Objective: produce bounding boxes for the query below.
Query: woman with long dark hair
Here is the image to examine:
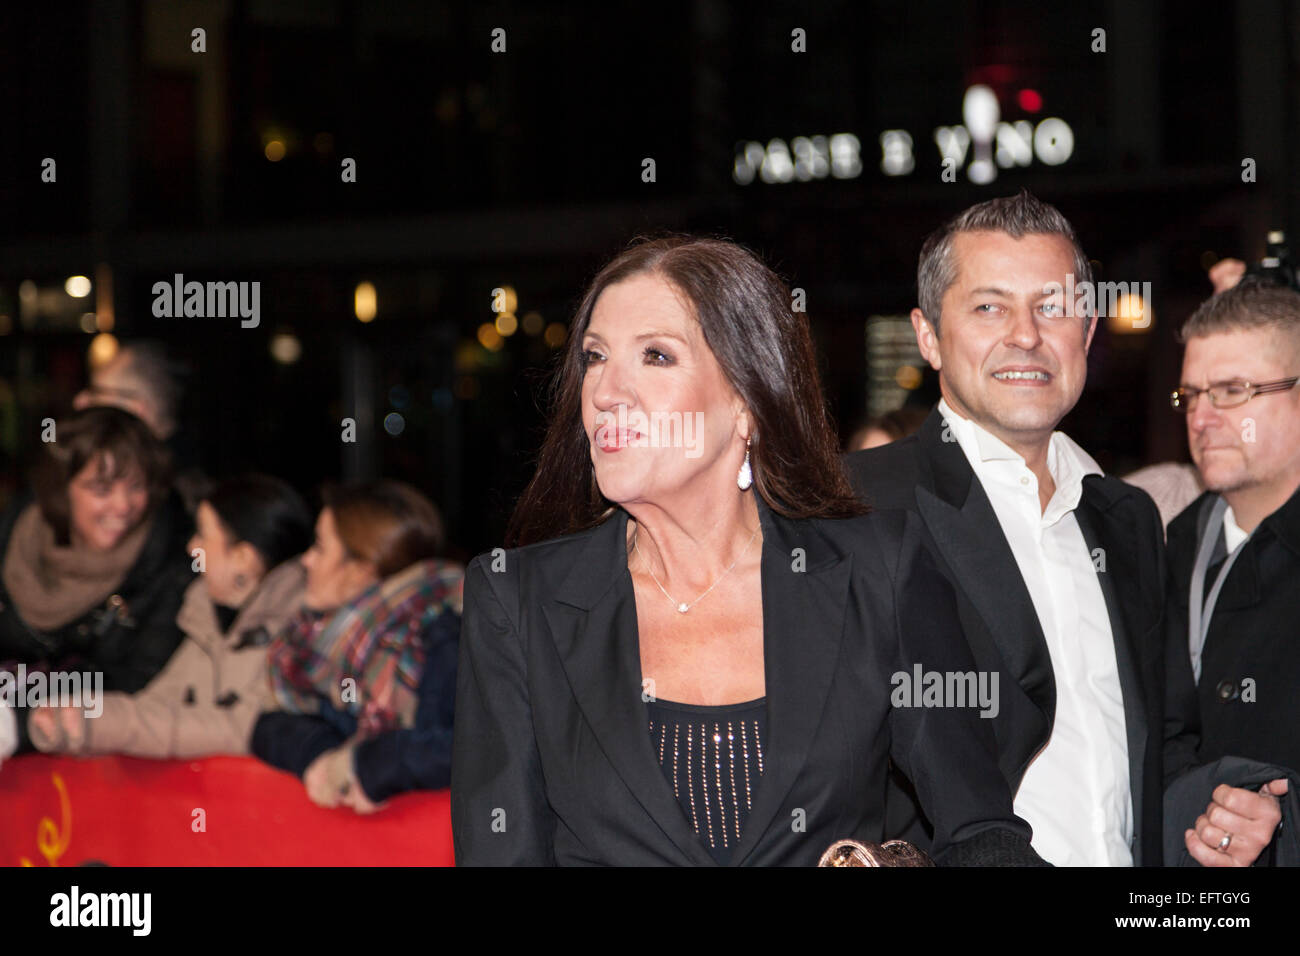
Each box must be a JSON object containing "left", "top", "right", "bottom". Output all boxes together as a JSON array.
[{"left": 452, "top": 236, "right": 1043, "bottom": 866}]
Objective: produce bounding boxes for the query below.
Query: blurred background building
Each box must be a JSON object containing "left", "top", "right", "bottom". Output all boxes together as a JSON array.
[{"left": 1, "top": 0, "right": 1296, "bottom": 555}]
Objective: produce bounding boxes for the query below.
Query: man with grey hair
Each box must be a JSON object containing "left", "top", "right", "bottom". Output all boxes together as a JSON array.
[
  {"left": 846, "top": 190, "right": 1259, "bottom": 866},
  {"left": 73, "top": 340, "right": 184, "bottom": 440},
  {"left": 72, "top": 340, "right": 210, "bottom": 513},
  {"left": 1164, "top": 277, "right": 1298, "bottom": 866}
]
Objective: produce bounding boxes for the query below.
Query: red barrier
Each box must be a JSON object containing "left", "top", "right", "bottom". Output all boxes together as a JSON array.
[{"left": 0, "top": 754, "right": 454, "bottom": 866}]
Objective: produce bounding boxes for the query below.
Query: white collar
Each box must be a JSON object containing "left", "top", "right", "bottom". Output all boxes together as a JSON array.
[
  {"left": 1222, "top": 504, "right": 1250, "bottom": 552},
  {"left": 937, "top": 398, "right": 1103, "bottom": 516}
]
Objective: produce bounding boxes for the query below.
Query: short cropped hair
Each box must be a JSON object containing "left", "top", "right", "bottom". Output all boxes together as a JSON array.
[
  {"left": 1178, "top": 276, "right": 1300, "bottom": 363},
  {"left": 121, "top": 341, "right": 187, "bottom": 437},
  {"left": 917, "top": 189, "right": 1094, "bottom": 335}
]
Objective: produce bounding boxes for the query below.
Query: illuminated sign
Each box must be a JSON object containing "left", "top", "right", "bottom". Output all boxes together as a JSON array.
[
  {"left": 734, "top": 85, "right": 1073, "bottom": 185},
  {"left": 732, "top": 134, "right": 862, "bottom": 185}
]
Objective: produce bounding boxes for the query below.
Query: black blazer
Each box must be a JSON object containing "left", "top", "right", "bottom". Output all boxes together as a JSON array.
[
  {"left": 845, "top": 408, "right": 1173, "bottom": 865},
  {"left": 451, "top": 494, "right": 1041, "bottom": 866},
  {"left": 1165, "top": 486, "right": 1300, "bottom": 776},
  {"left": 0, "top": 489, "right": 193, "bottom": 753}
]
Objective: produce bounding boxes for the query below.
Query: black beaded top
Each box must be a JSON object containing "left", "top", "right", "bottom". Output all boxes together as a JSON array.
[{"left": 646, "top": 696, "right": 768, "bottom": 865}]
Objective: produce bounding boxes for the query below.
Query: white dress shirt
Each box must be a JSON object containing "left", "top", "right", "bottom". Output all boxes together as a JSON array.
[
  {"left": 938, "top": 399, "right": 1133, "bottom": 866},
  {"left": 1223, "top": 504, "right": 1249, "bottom": 552}
]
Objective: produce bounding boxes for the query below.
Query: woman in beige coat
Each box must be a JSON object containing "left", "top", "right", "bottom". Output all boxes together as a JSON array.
[{"left": 29, "top": 474, "right": 312, "bottom": 758}]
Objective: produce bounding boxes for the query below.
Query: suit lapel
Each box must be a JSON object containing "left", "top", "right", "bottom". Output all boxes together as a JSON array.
[
  {"left": 1076, "top": 482, "right": 1150, "bottom": 862},
  {"left": 542, "top": 510, "right": 715, "bottom": 865},
  {"left": 730, "top": 501, "right": 851, "bottom": 865},
  {"left": 915, "top": 411, "right": 1056, "bottom": 726},
  {"left": 542, "top": 498, "right": 851, "bottom": 866},
  {"left": 1212, "top": 546, "right": 1262, "bottom": 612}
]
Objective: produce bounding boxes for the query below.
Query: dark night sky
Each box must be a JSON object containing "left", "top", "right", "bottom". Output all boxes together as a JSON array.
[{"left": 0, "top": 0, "right": 1287, "bottom": 554}]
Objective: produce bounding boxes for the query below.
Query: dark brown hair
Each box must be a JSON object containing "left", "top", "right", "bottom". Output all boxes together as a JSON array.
[
  {"left": 323, "top": 480, "right": 444, "bottom": 578},
  {"left": 507, "top": 235, "right": 867, "bottom": 547},
  {"left": 33, "top": 406, "right": 173, "bottom": 545},
  {"left": 849, "top": 406, "right": 930, "bottom": 450},
  {"left": 206, "top": 474, "right": 313, "bottom": 570}
]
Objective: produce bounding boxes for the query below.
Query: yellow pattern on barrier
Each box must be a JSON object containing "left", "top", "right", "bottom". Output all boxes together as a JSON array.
[{"left": 18, "top": 772, "right": 71, "bottom": 867}]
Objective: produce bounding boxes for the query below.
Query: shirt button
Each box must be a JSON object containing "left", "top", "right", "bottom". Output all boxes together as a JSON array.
[{"left": 1020, "top": 476, "right": 1030, "bottom": 485}]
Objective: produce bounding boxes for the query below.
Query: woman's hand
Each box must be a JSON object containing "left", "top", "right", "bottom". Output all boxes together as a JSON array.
[
  {"left": 59, "top": 706, "right": 87, "bottom": 751},
  {"left": 27, "top": 707, "right": 62, "bottom": 749},
  {"left": 28, "top": 706, "right": 64, "bottom": 751},
  {"left": 303, "top": 749, "right": 347, "bottom": 808},
  {"left": 304, "top": 742, "right": 387, "bottom": 814},
  {"left": 332, "top": 742, "right": 386, "bottom": 814},
  {"left": 340, "top": 769, "right": 384, "bottom": 815},
  {"left": 28, "top": 706, "right": 86, "bottom": 752},
  {"left": 304, "top": 742, "right": 387, "bottom": 813}
]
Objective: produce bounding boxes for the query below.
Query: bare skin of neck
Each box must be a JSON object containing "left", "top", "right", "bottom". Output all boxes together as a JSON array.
[
  {"left": 1222, "top": 473, "right": 1300, "bottom": 534},
  {"left": 625, "top": 488, "right": 761, "bottom": 591}
]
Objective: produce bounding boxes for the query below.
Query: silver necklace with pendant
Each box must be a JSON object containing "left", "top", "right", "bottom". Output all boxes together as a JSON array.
[{"left": 631, "top": 522, "right": 760, "bottom": 613}]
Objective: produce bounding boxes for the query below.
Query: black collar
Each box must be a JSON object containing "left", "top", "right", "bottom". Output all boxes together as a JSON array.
[
  {"left": 548, "top": 493, "right": 842, "bottom": 613},
  {"left": 541, "top": 492, "right": 851, "bottom": 866},
  {"left": 1260, "top": 481, "right": 1300, "bottom": 556},
  {"left": 917, "top": 404, "right": 1135, "bottom": 514}
]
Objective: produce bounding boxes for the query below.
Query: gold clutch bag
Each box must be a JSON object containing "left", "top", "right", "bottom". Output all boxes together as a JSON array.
[{"left": 817, "top": 839, "right": 934, "bottom": 867}]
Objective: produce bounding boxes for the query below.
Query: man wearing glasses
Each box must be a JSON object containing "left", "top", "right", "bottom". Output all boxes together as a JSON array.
[{"left": 1165, "top": 276, "right": 1299, "bottom": 865}]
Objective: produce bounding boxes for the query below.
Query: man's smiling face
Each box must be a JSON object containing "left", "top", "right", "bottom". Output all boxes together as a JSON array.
[{"left": 915, "top": 230, "right": 1094, "bottom": 448}]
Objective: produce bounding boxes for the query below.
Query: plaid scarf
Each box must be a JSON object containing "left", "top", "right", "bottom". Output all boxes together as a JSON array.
[{"left": 267, "top": 558, "right": 463, "bottom": 737}]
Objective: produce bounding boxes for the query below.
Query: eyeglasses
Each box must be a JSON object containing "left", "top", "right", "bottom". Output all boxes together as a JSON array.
[{"left": 1170, "top": 376, "right": 1299, "bottom": 411}]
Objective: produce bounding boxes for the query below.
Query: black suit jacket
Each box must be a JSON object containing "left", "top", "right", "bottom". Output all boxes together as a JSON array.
[
  {"left": 845, "top": 408, "right": 1172, "bottom": 865},
  {"left": 1165, "top": 486, "right": 1300, "bottom": 776},
  {"left": 451, "top": 494, "right": 1041, "bottom": 866}
]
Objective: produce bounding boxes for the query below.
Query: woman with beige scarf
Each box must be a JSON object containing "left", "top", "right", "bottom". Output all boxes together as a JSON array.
[
  {"left": 0, "top": 407, "right": 193, "bottom": 760},
  {"left": 27, "top": 474, "right": 312, "bottom": 759}
]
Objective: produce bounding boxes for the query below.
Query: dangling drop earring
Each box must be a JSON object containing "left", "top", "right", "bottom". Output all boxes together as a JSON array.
[{"left": 737, "top": 437, "right": 753, "bottom": 491}]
